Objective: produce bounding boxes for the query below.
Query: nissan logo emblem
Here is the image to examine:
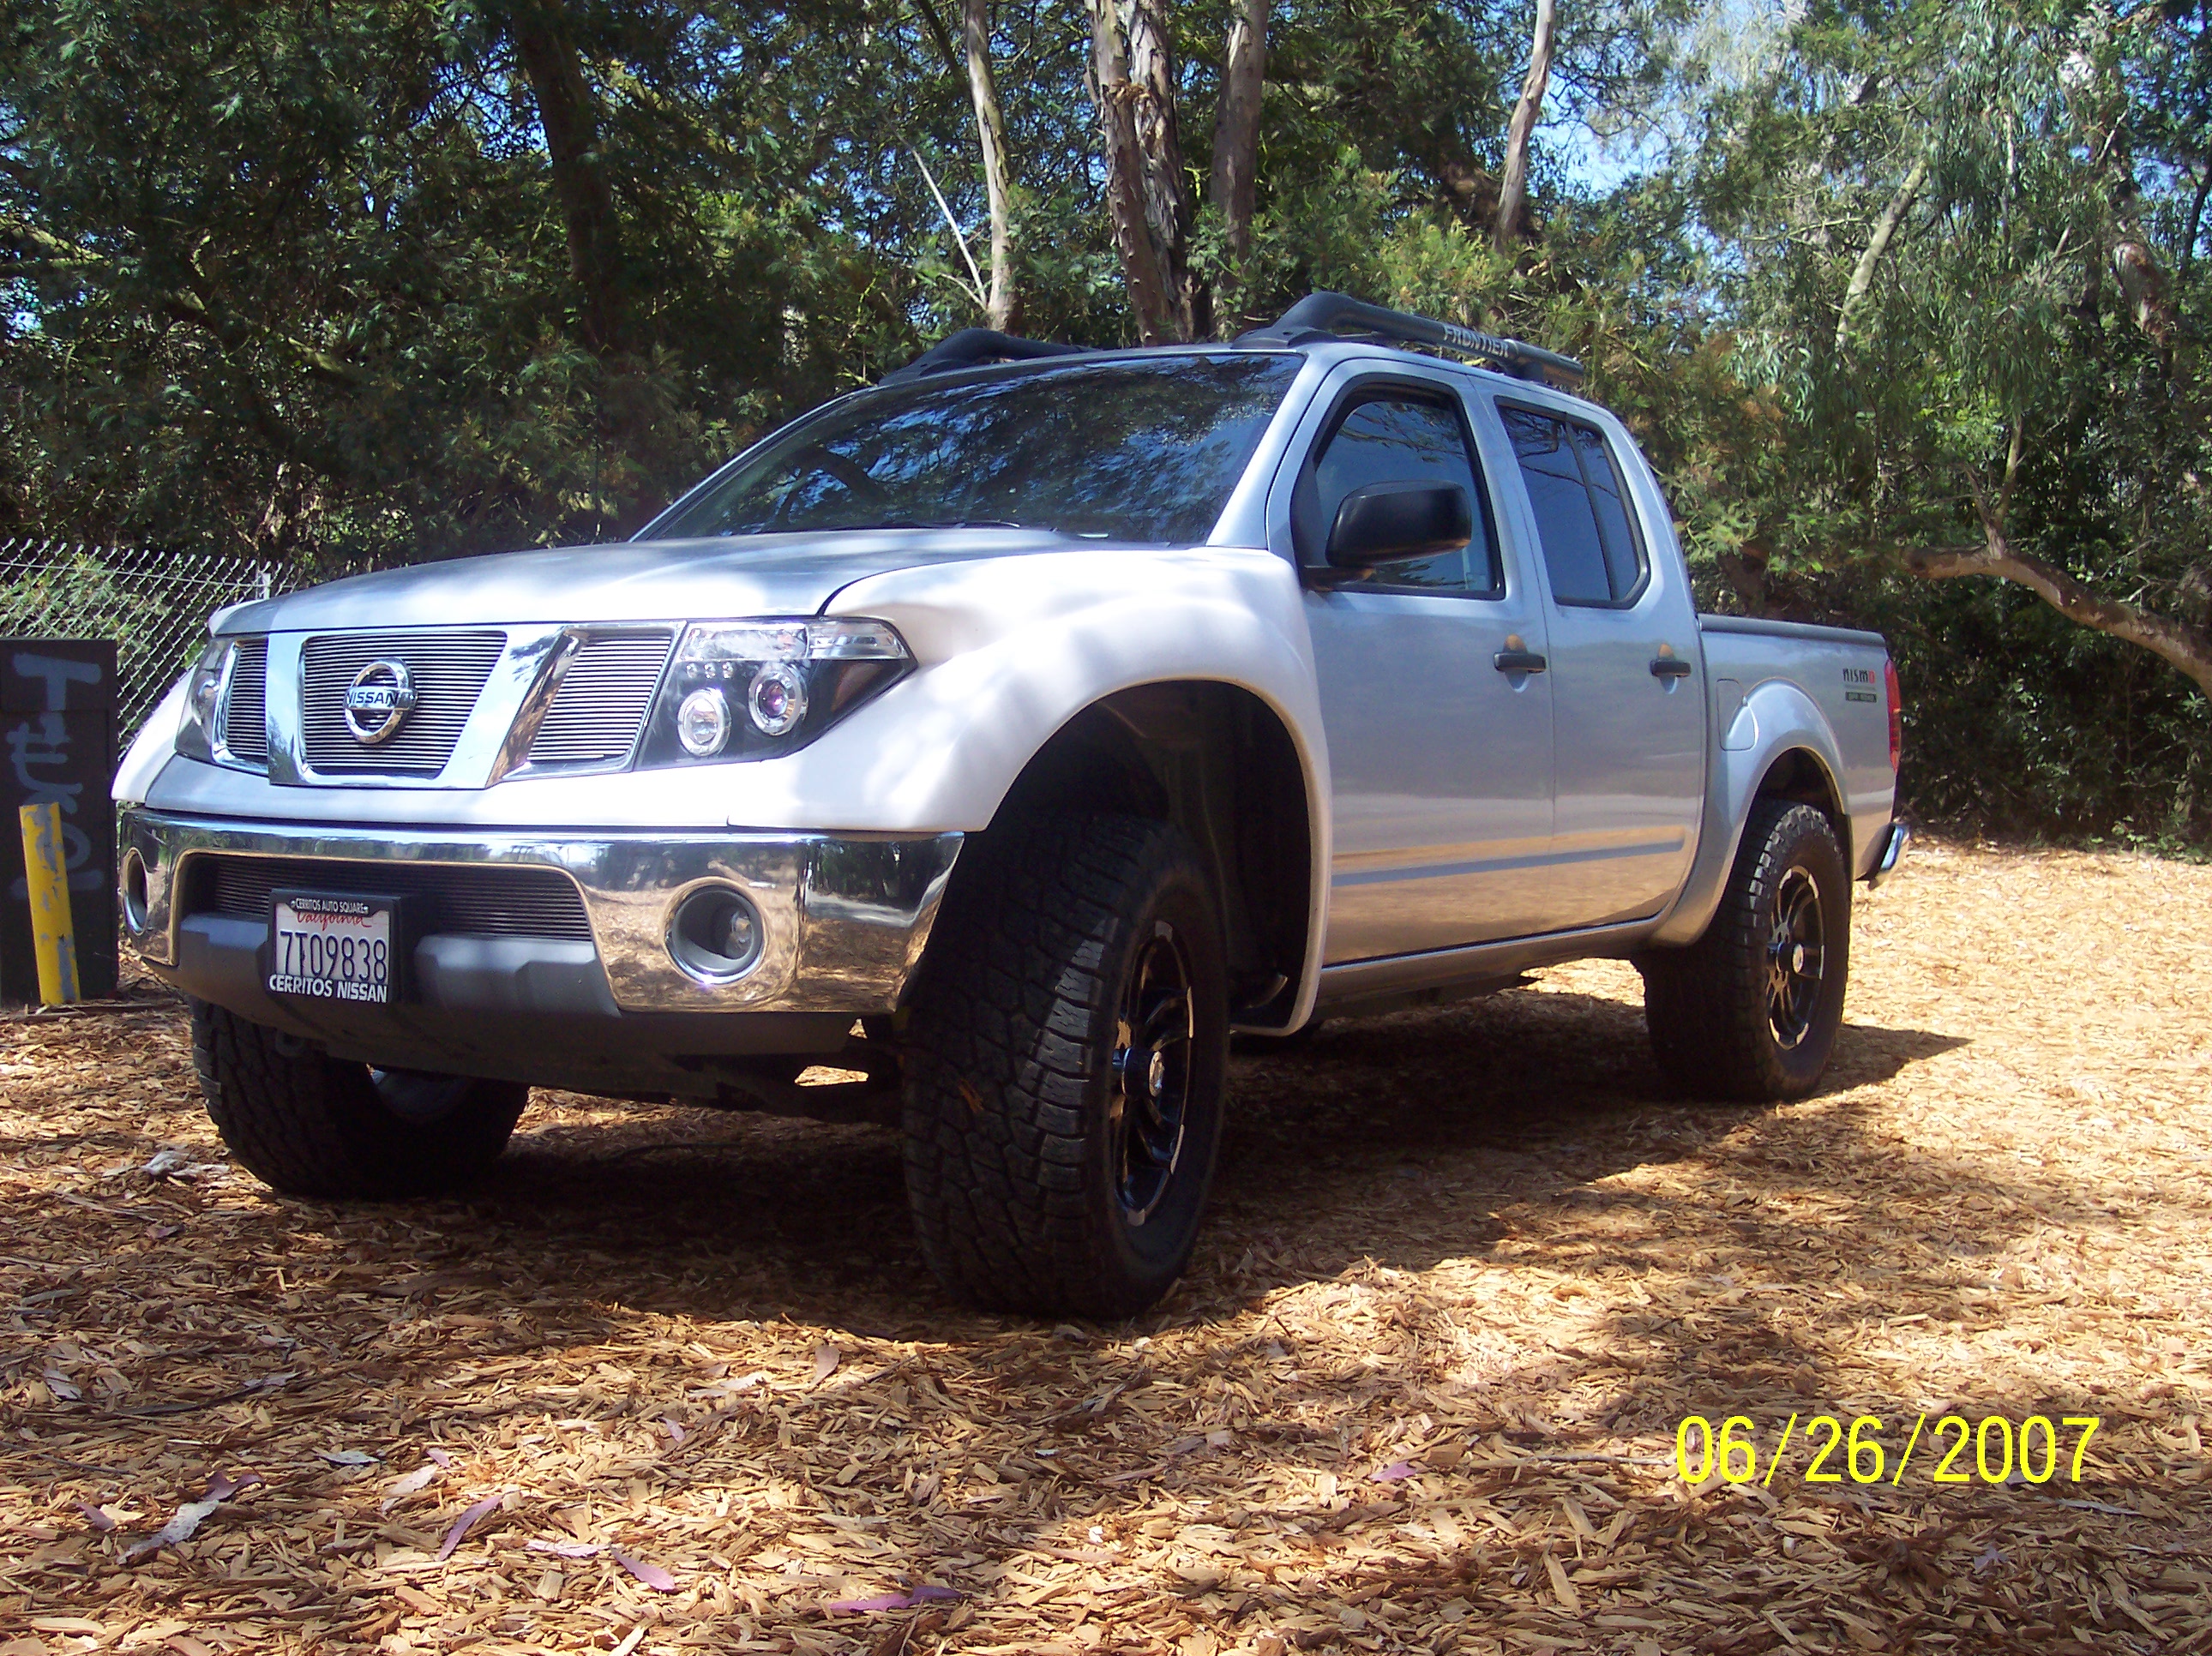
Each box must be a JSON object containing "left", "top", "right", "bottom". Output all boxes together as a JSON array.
[{"left": 344, "top": 659, "right": 417, "bottom": 745}]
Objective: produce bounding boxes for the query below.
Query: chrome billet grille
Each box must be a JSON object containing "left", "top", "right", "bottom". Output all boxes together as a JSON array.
[
  {"left": 219, "top": 638, "right": 268, "bottom": 766},
  {"left": 189, "top": 855, "right": 592, "bottom": 942},
  {"left": 526, "top": 631, "right": 672, "bottom": 766},
  {"left": 300, "top": 630, "right": 504, "bottom": 775}
]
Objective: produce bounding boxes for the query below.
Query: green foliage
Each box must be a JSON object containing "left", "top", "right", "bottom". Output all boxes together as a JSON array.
[{"left": 2, "top": 0, "right": 2208, "bottom": 843}]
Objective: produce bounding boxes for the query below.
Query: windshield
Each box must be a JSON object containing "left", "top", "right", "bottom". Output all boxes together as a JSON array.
[{"left": 651, "top": 352, "right": 1300, "bottom": 545}]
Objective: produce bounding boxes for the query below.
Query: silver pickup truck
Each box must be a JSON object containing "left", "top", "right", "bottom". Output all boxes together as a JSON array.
[{"left": 114, "top": 294, "right": 1905, "bottom": 1318}]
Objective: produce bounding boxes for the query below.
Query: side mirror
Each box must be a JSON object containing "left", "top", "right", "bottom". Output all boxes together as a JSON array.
[{"left": 1325, "top": 482, "right": 1473, "bottom": 568}]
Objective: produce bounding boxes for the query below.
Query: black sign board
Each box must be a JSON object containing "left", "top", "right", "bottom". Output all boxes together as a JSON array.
[{"left": 3, "top": 640, "right": 118, "bottom": 1003}]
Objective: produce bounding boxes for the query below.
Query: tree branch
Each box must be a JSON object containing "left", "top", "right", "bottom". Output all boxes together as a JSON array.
[
  {"left": 1904, "top": 494, "right": 2212, "bottom": 699},
  {"left": 1493, "top": 0, "right": 1555, "bottom": 254},
  {"left": 961, "top": 0, "right": 1016, "bottom": 329},
  {"left": 2183, "top": 159, "right": 2212, "bottom": 283},
  {"left": 1834, "top": 147, "right": 1931, "bottom": 353},
  {"left": 159, "top": 291, "right": 366, "bottom": 387},
  {"left": 0, "top": 212, "right": 97, "bottom": 268},
  {"left": 908, "top": 0, "right": 962, "bottom": 75}
]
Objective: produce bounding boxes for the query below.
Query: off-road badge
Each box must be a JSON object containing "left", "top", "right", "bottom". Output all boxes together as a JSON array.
[{"left": 344, "top": 658, "right": 417, "bottom": 744}]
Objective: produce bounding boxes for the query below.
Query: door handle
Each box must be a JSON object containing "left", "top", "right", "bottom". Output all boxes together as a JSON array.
[
  {"left": 1650, "top": 656, "right": 1693, "bottom": 679},
  {"left": 1494, "top": 649, "right": 1548, "bottom": 674}
]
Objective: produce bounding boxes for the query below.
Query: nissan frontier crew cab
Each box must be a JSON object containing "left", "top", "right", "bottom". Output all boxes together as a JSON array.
[{"left": 114, "top": 294, "right": 1908, "bottom": 1319}]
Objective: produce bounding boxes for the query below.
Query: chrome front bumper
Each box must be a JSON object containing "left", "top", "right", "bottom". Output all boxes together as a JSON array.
[{"left": 118, "top": 807, "right": 963, "bottom": 1017}]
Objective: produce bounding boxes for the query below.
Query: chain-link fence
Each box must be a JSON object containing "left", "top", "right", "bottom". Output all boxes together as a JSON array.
[{"left": 0, "top": 538, "right": 312, "bottom": 737}]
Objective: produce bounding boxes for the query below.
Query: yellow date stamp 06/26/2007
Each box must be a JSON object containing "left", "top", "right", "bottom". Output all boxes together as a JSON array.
[{"left": 1674, "top": 1413, "right": 2103, "bottom": 1488}]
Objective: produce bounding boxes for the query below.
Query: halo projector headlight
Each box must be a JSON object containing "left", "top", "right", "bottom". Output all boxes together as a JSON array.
[
  {"left": 747, "top": 663, "right": 808, "bottom": 736},
  {"left": 676, "top": 686, "right": 731, "bottom": 757},
  {"left": 641, "top": 617, "right": 911, "bottom": 765}
]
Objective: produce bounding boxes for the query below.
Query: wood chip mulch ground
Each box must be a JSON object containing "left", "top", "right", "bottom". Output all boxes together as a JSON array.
[{"left": 3, "top": 836, "right": 2207, "bottom": 1655}]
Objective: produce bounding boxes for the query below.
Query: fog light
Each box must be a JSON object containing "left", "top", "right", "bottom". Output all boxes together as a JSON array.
[
  {"left": 747, "top": 663, "right": 808, "bottom": 736},
  {"left": 121, "top": 849, "right": 150, "bottom": 933},
  {"left": 676, "top": 686, "right": 731, "bottom": 757},
  {"left": 668, "top": 886, "right": 766, "bottom": 983}
]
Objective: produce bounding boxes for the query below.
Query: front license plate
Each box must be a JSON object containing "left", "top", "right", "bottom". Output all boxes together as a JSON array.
[{"left": 267, "top": 891, "right": 399, "bottom": 1005}]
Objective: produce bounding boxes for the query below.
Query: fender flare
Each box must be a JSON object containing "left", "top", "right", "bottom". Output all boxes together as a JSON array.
[
  {"left": 812, "top": 548, "right": 1337, "bottom": 1027},
  {"left": 1648, "top": 678, "right": 1849, "bottom": 949}
]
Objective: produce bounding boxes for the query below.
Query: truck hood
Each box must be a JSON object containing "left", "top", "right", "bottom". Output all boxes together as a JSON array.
[{"left": 213, "top": 527, "right": 1088, "bottom": 634}]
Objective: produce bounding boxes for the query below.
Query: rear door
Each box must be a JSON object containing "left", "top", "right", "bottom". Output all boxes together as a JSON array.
[
  {"left": 1275, "top": 363, "right": 1557, "bottom": 962},
  {"left": 1488, "top": 398, "right": 1704, "bottom": 929}
]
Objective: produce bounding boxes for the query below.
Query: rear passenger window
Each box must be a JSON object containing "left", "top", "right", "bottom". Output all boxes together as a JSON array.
[
  {"left": 1294, "top": 391, "right": 1501, "bottom": 593},
  {"left": 1500, "top": 405, "right": 1647, "bottom": 605}
]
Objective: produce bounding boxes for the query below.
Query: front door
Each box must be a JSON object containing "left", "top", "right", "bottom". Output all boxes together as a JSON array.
[
  {"left": 1289, "top": 374, "right": 1558, "bottom": 963},
  {"left": 1491, "top": 399, "right": 1704, "bottom": 929}
]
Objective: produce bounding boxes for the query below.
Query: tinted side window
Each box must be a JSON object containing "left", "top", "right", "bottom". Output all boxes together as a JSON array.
[
  {"left": 1501, "top": 405, "right": 1647, "bottom": 605},
  {"left": 1295, "top": 393, "right": 1500, "bottom": 592}
]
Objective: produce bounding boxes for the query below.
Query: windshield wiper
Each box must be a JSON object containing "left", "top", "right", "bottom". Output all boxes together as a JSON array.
[{"left": 837, "top": 518, "right": 1040, "bottom": 532}]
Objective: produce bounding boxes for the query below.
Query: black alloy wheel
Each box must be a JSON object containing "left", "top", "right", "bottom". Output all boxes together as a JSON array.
[
  {"left": 1111, "top": 926, "right": 1195, "bottom": 1227},
  {"left": 1637, "top": 798, "right": 1852, "bottom": 1101},
  {"left": 1764, "top": 867, "right": 1826, "bottom": 1051}
]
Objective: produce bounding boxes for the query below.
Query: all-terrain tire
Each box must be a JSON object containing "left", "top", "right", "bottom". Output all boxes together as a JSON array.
[
  {"left": 190, "top": 1000, "right": 527, "bottom": 1198},
  {"left": 1638, "top": 799, "right": 1851, "bottom": 1102},
  {"left": 901, "top": 813, "right": 1229, "bottom": 1319}
]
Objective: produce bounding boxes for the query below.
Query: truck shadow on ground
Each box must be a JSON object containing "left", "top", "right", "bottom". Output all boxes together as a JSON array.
[{"left": 445, "top": 985, "right": 1970, "bottom": 1335}]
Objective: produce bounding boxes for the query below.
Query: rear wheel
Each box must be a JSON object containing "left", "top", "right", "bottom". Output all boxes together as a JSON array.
[
  {"left": 901, "top": 813, "right": 1229, "bottom": 1318},
  {"left": 190, "top": 1001, "right": 526, "bottom": 1197},
  {"left": 1638, "top": 799, "right": 1850, "bottom": 1101}
]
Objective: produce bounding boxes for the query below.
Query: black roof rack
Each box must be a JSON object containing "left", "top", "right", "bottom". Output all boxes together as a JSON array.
[
  {"left": 879, "top": 327, "right": 1091, "bottom": 385},
  {"left": 879, "top": 293, "right": 1584, "bottom": 392},
  {"left": 1234, "top": 291, "right": 1584, "bottom": 391}
]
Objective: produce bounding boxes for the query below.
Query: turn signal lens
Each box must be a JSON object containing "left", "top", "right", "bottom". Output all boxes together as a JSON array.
[{"left": 172, "top": 639, "right": 233, "bottom": 763}]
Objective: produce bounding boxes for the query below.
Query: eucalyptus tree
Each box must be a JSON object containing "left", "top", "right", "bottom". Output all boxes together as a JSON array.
[{"left": 1688, "top": 0, "right": 2212, "bottom": 699}]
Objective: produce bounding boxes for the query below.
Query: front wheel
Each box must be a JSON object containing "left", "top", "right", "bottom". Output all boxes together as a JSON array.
[
  {"left": 1638, "top": 799, "right": 1851, "bottom": 1101},
  {"left": 190, "top": 1001, "right": 527, "bottom": 1198},
  {"left": 901, "top": 813, "right": 1229, "bottom": 1318}
]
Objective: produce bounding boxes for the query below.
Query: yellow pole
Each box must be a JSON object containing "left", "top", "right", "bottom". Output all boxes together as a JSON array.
[{"left": 18, "top": 801, "right": 81, "bottom": 1005}]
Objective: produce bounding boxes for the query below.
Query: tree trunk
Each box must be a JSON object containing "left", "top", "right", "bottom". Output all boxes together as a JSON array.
[
  {"left": 1209, "top": 0, "right": 1266, "bottom": 267},
  {"left": 1088, "top": 0, "right": 1179, "bottom": 342},
  {"left": 1125, "top": 0, "right": 1197, "bottom": 338},
  {"left": 961, "top": 0, "right": 1016, "bottom": 329},
  {"left": 1492, "top": 0, "right": 1555, "bottom": 254},
  {"left": 505, "top": 5, "right": 624, "bottom": 356},
  {"left": 1833, "top": 149, "right": 1930, "bottom": 353}
]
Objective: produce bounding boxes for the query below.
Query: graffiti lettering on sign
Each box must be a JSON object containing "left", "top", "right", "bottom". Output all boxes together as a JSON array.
[{"left": 8, "top": 651, "right": 105, "bottom": 898}]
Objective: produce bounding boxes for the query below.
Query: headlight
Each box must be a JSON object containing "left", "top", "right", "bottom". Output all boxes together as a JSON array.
[
  {"left": 171, "top": 639, "right": 233, "bottom": 763},
  {"left": 640, "top": 618, "right": 911, "bottom": 765}
]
